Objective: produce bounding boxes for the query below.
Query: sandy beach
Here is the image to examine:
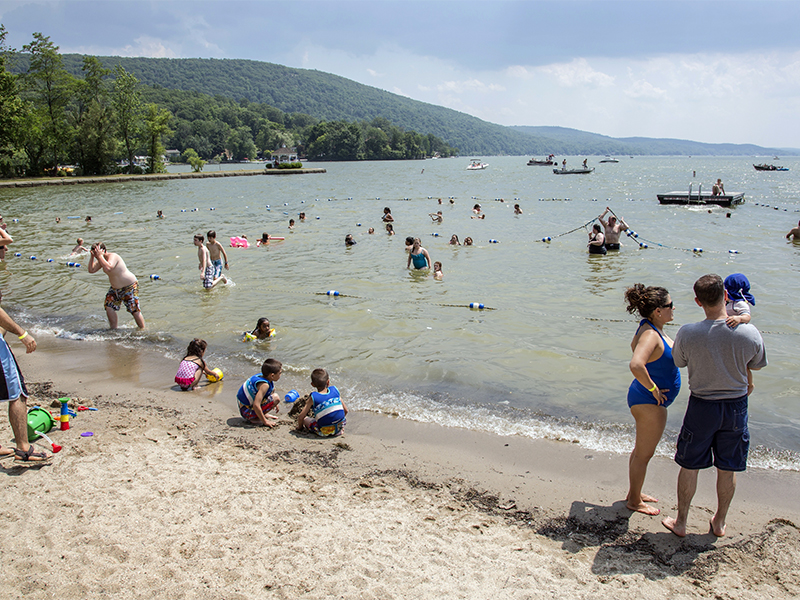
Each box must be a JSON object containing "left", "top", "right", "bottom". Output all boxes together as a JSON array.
[{"left": 1, "top": 335, "right": 798, "bottom": 599}]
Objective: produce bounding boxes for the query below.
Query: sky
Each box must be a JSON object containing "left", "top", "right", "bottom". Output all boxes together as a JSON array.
[{"left": 2, "top": 0, "right": 800, "bottom": 148}]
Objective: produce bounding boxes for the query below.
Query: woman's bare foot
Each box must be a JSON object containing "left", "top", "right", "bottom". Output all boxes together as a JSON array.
[
  {"left": 709, "top": 518, "right": 726, "bottom": 537},
  {"left": 662, "top": 516, "right": 686, "bottom": 537},
  {"left": 640, "top": 493, "right": 658, "bottom": 503}
]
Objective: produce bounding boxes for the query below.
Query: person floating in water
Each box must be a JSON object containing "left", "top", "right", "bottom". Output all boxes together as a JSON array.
[{"left": 786, "top": 220, "right": 800, "bottom": 241}]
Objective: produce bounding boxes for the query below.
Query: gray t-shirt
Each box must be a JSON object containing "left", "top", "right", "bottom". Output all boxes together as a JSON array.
[{"left": 673, "top": 319, "right": 767, "bottom": 400}]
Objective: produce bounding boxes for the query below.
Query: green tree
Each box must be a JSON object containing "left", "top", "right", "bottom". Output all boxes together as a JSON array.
[
  {"left": 73, "top": 56, "right": 115, "bottom": 175},
  {"left": 0, "top": 25, "right": 27, "bottom": 176},
  {"left": 142, "top": 103, "right": 172, "bottom": 173},
  {"left": 21, "top": 32, "right": 75, "bottom": 171},
  {"left": 113, "top": 65, "right": 142, "bottom": 174},
  {"left": 225, "top": 125, "right": 257, "bottom": 161},
  {"left": 181, "top": 147, "right": 206, "bottom": 172}
]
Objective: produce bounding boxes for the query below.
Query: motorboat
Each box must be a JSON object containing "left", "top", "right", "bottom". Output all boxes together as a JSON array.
[
  {"left": 754, "top": 163, "right": 789, "bottom": 171},
  {"left": 553, "top": 167, "right": 594, "bottom": 175},
  {"left": 657, "top": 183, "right": 744, "bottom": 207},
  {"left": 599, "top": 156, "right": 619, "bottom": 163},
  {"left": 527, "top": 154, "right": 555, "bottom": 166},
  {"left": 467, "top": 159, "right": 488, "bottom": 170}
]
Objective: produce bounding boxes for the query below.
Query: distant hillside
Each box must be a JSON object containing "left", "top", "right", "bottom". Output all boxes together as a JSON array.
[
  {"left": 11, "top": 53, "right": 794, "bottom": 156},
  {"left": 50, "top": 55, "right": 559, "bottom": 156},
  {"left": 510, "top": 126, "right": 797, "bottom": 157}
]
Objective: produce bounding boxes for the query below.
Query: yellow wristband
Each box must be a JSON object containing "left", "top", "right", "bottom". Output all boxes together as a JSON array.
[
  {"left": 648, "top": 383, "right": 657, "bottom": 392},
  {"left": 18, "top": 331, "right": 28, "bottom": 341}
]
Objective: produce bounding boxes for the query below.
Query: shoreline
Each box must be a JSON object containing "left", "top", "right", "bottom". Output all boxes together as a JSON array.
[
  {"left": 0, "top": 167, "right": 327, "bottom": 188},
  {"left": 1, "top": 334, "right": 798, "bottom": 598}
]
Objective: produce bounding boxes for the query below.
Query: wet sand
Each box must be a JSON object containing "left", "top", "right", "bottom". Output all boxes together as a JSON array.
[{"left": 1, "top": 335, "right": 798, "bottom": 599}]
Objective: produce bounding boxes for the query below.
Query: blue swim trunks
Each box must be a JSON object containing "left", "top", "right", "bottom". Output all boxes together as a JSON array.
[
  {"left": 212, "top": 259, "right": 223, "bottom": 279},
  {"left": 675, "top": 394, "right": 749, "bottom": 472}
]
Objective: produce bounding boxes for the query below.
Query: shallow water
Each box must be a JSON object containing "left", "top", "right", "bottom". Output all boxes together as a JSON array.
[{"left": 2, "top": 156, "right": 799, "bottom": 469}]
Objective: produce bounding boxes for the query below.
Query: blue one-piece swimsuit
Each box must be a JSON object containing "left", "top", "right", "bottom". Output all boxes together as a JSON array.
[
  {"left": 410, "top": 252, "right": 428, "bottom": 269},
  {"left": 627, "top": 319, "right": 681, "bottom": 408}
]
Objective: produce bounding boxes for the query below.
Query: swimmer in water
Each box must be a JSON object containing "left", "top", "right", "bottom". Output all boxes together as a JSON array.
[
  {"left": 464, "top": 237, "right": 473, "bottom": 246},
  {"left": 429, "top": 211, "right": 443, "bottom": 223},
  {"left": 70, "top": 238, "right": 89, "bottom": 255},
  {"left": 433, "top": 261, "right": 443, "bottom": 280},
  {"left": 244, "top": 317, "right": 274, "bottom": 341},
  {"left": 514, "top": 204, "right": 522, "bottom": 215},
  {"left": 449, "top": 234, "right": 460, "bottom": 245}
]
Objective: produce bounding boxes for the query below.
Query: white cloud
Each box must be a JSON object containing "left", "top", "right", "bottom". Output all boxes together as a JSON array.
[
  {"left": 115, "top": 36, "right": 178, "bottom": 59},
  {"left": 436, "top": 79, "right": 506, "bottom": 94},
  {"left": 625, "top": 80, "right": 666, "bottom": 100},
  {"left": 539, "top": 58, "right": 615, "bottom": 88}
]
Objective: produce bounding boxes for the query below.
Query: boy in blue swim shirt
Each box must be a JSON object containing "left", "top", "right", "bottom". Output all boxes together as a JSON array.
[
  {"left": 237, "top": 358, "right": 282, "bottom": 427},
  {"left": 296, "top": 368, "right": 348, "bottom": 437}
]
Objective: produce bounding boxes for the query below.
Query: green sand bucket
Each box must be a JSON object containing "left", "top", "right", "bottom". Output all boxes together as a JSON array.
[{"left": 26, "top": 407, "right": 55, "bottom": 441}]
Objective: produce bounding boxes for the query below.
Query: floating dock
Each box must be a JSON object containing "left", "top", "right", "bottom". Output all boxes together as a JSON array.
[{"left": 657, "top": 191, "right": 745, "bottom": 207}]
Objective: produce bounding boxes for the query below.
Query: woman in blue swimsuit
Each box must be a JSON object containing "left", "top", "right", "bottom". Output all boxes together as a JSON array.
[
  {"left": 623, "top": 283, "right": 680, "bottom": 516},
  {"left": 406, "top": 238, "right": 431, "bottom": 270}
]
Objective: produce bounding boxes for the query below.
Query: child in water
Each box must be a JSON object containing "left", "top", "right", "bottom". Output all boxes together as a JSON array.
[
  {"left": 296, "top": 368, "right": 348, "bottom": 437},
  {"left": 243, "top": 317, "right": 275, "bottom": 341},
  {"left": 433, "top": 261, "right": 443, "bottom": 280},
  {"left": 70, "top": 238, "right": 89, "bottom": 255},
  {"left": 237, "top": 358, "right": 282, "bottom": 427},
  {"left": 174, "top": 339, "right": 218, "bottom": 391},
  {"left": 724, "top": 273, "right": 754, "bottom": 327},
  {"left": 257, "top": 233, "right": 271, "bottom": 247}
]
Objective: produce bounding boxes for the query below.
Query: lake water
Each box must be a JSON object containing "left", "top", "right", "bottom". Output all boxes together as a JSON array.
[{"left": 2, "top": 156, "right": 799, "bottom": 470}]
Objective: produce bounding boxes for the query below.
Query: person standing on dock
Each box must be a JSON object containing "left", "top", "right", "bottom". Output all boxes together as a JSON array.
[
  {"left": 598, "top": 207, "right": 629, "bottom": 251},
  {"left": 88, "top": 243, "right": 145, "bottom": 329},
  {"left": 662, "top": 274, "right": 766, "bottom": 538}
]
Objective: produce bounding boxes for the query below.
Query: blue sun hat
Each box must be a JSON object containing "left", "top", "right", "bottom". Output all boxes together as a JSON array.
[{"left": 724, "top": 273, "right": 755, "bottom": 306}]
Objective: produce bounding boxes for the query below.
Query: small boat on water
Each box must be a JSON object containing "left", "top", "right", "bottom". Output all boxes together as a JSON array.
[
  {"left": 527, "top": 154, "right": 555, "bottom": 166},
  {"left": 657, "top": 183, "right": 745, "bottom": 207},
  {"left": 599, "top": 156, "right": 619, "bottom": 163},
  {"left": 467, "top": 159, "right": 488, "bottom": 170},
  {"left": 553, "top": 167, "right": 594, "bottom": 175},
  {"left": 754, "top": 163, "right": 789, "bottom": 171}
]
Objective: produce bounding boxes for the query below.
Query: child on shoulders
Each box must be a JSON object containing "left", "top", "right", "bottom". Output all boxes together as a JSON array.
[
  {"left": 724, "top": 273, "right": 754, "bottom": 327},
  {"left": 296, "top": 368, "right": 348, "bottom": 437},
  {"left": 237, "top": 358, "right": 282, "bottom": 427},
  {"left": 175, "top": 339, "right": 217, "bottom": 390}
]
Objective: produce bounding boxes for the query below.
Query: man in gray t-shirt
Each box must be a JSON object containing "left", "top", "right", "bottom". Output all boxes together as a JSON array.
[{"left": 662, "top": 274, "right": 766, "bottom": 538}]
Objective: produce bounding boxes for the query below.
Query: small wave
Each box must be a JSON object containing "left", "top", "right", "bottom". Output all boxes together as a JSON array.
[{"left": 349, "top": 386, "right": 800, "bottom": 472}]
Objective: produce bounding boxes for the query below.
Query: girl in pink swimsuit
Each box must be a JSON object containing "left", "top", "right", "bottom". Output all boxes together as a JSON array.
[{"left": 174, "top": 339, "right": 215, "bottom": 390}]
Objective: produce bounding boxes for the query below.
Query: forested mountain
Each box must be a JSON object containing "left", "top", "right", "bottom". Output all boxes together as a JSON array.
[
  {"left": 510, "top": 126, "right": 795, "bottom": 157},
  {"left": 49, "top": 55, "right": 561, "bottom": 156},
  {"left": 8, "top": 49, "right": 794, "bottom": 158}
]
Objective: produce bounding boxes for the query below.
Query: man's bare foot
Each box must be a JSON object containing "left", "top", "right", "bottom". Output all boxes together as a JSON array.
[
  {"left": 627, "top": 501, "right": 660, "bottom": 516},
  {"left": 709, "top": 518, "right": 726, "bottom": 537},
  {"left": 662, "top": 516, "right": 686, "bottom": 537}
]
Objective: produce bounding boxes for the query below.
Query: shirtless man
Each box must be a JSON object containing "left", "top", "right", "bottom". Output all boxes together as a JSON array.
[
  {"left": 88, "top": 243, "right": 145, "bottom": 329},
  {"left": 786, "top": 220, "right": 800, "bottom": 241},
  {"left": 206, "top": 230, "right": 229, "bottom": 279},
  {"left": 598, "top": 207, "right": 629, "bottom": 251},
  {"left": 0, "top": 221, "right": 12, "bottom": 260},
  {"left": 428, "top": 211, "right": 443, "bottom": 223},
  {"left": 195, "top": 234, "right": 226, "bottom": 289}
]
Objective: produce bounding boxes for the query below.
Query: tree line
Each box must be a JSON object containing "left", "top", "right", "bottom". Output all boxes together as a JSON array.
[{"left": 0, "top": 28, "right": 457, "bottom": 178}]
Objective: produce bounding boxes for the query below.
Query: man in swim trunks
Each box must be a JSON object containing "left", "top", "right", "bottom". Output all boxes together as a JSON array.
[
  {"left": 662, "top": 274, "right": 766, "bottom": 538},
  {"left": 87, "top": 242, "right": 145, "bottom": 329},
  {"left": 206, "top": 230, "right": 229, "bottom": 279},
  {"left": 598, "top": 207, "right": 629, "bottom": 251}
]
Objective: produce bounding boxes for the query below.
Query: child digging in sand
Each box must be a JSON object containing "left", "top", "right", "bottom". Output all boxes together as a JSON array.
[
  {"left": 296, "top": 368, "right": 348, "bottom": 437},
  {"left": 237, "top": 358, "right": 282, "bottom": 427},
  {"left": 174, "top": 339, "right": 218, "bottom": 390}
]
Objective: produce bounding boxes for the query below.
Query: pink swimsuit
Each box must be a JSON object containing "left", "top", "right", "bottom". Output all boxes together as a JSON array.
[{"left": 175, "top": 359, "right": 201, "bottom": 390}]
